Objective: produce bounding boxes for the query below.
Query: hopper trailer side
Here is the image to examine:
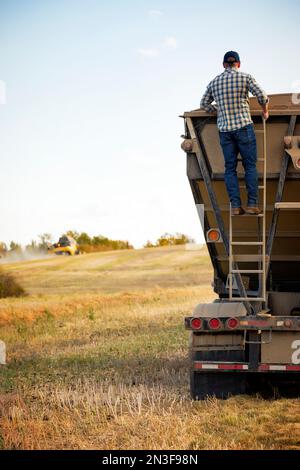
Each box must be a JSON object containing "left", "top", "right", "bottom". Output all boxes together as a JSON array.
[{"left": 182, "top": 93, "right": 300, "bottom": 399}]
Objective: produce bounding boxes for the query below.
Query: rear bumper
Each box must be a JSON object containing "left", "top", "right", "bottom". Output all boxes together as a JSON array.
[{"left": 194, "top": 361, "right": 300, "bottom": 372}]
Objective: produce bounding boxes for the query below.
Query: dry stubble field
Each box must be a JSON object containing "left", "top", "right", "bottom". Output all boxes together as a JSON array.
[{"left": 0, "top": 245, "right": 299, "bottom": 450}]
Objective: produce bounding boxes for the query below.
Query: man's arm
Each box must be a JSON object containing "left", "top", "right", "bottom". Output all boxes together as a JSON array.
[
  {"left": 248, "top": 75, "right": 269, "bottom": 119},
  {"left": 200, "top": 83, "right": 217, "bottom": 113},
  {"left": 261, "top": 102, "right": 269, "bottom": 120}
]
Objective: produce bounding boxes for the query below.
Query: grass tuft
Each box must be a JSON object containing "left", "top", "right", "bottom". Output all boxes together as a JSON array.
[{"left": 0, "top": 271, "right": 26, "bottom": 298}]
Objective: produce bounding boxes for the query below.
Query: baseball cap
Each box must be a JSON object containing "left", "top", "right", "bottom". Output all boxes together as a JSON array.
[{"left": 223, "top": 51, "right": 240, "bottom": 63}]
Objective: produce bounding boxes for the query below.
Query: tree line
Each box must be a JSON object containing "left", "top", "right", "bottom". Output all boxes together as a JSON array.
[
  {"left": 0, "top": 231, "right": 195, "bottom": 256},
  {"left": 144, "top": 233, "right": 195, "bottom": 248},
  {"left": 65, "top": 231, "right": 133, "bottom": 253},
  {"left": 0, "top": 232, "right": 133, "bottom": 255}
]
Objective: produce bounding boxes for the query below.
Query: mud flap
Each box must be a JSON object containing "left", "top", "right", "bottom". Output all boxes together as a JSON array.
[{"left": 191, "top": 370, "right": 246, "bottom": 400}]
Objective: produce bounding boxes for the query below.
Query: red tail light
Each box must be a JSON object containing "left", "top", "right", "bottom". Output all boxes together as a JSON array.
[
  {"left": 208, "top": 318, "right": 221, "bottom": 330},
  {"left": 207, "top": 229, "right": 221, "bottom": 243},
  {"left": 191, "top": 318, "right": 202, "bottom": 330},
  {"left": 226, "top": 317, "right": 239, "bottom": 329}
]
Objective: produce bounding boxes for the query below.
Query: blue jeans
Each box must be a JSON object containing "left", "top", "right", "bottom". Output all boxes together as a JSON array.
[{"left": 219, "top": 123, "right": 258, "bottom": 208}]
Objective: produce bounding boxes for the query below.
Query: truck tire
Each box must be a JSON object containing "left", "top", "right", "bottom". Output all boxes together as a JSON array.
[{"left": 190, "top": 370, "right": 246, "bottom": 400}]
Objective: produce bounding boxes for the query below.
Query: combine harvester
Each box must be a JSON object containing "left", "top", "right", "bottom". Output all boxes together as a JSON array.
[
  {"left": 181, "top": 94, "right": 300, "bottom": 398},
  {"left": 48, "top": 235, "right": 80, "bottom": 256}
]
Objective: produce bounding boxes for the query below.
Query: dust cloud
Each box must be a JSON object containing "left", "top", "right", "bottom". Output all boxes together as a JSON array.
[{"left": 0, "top": 249, "right": 54, "bottom": 265}]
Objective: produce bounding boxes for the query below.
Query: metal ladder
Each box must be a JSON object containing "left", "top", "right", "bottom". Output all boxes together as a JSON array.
[{"left": 229, "top": 118, "right": 267, "bottom": 302}]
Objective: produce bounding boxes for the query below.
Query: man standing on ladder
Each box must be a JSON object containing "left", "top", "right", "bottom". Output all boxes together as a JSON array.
[{"left": 200, "top": 51, "right": 269, "bottom": 215}]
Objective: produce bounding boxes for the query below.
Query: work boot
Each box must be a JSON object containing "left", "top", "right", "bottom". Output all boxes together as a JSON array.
[
  {"left": 245, "top": 206, "right": 262, "bottom": 215},
  {"left": 232, "top": 207, "right": 245, "bottom": 216}
]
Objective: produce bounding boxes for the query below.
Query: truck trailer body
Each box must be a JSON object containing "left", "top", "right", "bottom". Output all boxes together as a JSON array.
[{"left": 182, "top": 93, "right": 300, "bottom": 398}]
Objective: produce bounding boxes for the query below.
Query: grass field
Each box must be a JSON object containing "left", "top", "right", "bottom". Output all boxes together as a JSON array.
[{"left": 0, "top": 245, "right": 299, "bottom": 450}]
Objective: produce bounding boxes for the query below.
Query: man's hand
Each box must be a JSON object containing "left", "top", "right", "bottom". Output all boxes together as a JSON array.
[
  {"left": 262, "top": 110, "right": 269, "bottom": 120},
  {"left": 261, "top": 102, "right": 269, "bottom": 120}
]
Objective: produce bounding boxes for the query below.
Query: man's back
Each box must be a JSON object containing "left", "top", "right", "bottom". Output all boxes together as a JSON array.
[{"left": 201, "top": 68, "right": 268, "bottom": 132}]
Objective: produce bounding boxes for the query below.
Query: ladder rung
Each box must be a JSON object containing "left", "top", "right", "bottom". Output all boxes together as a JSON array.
[
  {"left": 237, "top": 158, "right": 264, "bottom": 162},
  {"left": 232, "top": 255, "right": 268, "bottom": 262},
  {"left": 231, "top": 269, "right": 264, "bottom": 273},
  {"left": 232, "top": 213, "right": 264, "bottom": 217},
  {"left": 229, "top": 297, "right": 266, "bottom": 301},
  {"left": 240, "top": 185, "right": 264, "bottom": 189},
  {"left": 231, "top": 242, "right": 263, "bottom": 246}
]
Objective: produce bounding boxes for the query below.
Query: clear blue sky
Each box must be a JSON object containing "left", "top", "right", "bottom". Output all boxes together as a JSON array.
[{"left": 1, "top": 0, "right": 300, "bottom": 247}]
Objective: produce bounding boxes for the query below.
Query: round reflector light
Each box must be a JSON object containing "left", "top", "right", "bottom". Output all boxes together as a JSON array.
[
  {"left": 209, "top": 318, "right": 221, "bottom": 330},
  {"left": 207, "top": 229, "right": 220, "bottom": 242},
  {"left": 191, "top": 318, "right": 202, "bottom": 330},
  {"left": 227, "top": 317, "right": 239, "bottom": 329}
]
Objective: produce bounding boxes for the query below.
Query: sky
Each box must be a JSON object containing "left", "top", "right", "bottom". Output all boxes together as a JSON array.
[{"left": 1, "top": 0, "right": 300, "bottom": 248}]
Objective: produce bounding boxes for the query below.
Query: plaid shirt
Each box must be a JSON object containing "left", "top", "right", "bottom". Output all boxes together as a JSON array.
[{"left": 200, "top": 68, "right": 269, "bottom": 132}]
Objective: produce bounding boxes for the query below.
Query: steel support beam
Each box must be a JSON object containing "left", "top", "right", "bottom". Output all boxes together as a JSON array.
[
  {"left": 266, "top": 115, "right": 297, "bottom": 283},
  {"left": 186, "top": 117, "right": 253, "bottom": 314}
]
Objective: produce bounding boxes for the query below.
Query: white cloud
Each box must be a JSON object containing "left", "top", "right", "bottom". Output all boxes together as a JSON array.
[
  {"left": 164, "top": 36, "right": 178, "bottom": 50},
  {"left": 137, "top": 36, "right": 178, "bottom": 60},
  {"left": 148, "top": 9, "right": 163, "bottom": 17},
  {"left": 138, "top": 48, "right": 159, "bottom": 58}
]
